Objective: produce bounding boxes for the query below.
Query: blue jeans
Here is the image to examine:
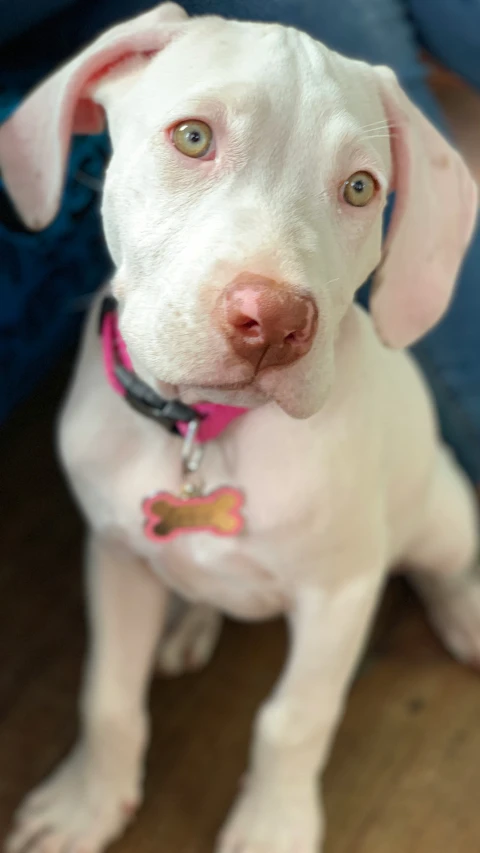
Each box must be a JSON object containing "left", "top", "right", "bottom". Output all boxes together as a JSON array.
[{"left": 1, "top": 0, "right": 479, "bottom": 483}]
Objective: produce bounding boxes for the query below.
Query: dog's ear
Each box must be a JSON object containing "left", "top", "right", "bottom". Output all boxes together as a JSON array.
[
  {"left": 370, "top": 66, "right": 477, "bottom": 348},
  {"left": 0, "top": 2, "right": 188, "bottom": 231}
]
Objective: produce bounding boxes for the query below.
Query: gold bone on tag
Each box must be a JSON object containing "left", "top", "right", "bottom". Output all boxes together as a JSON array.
[{"left": 143, "top": 486, "right": 245, "bottom": 541}]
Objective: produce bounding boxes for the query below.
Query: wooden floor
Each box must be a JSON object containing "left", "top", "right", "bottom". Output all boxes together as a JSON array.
[{"left": 2, "top": 75, "right": 480, "bottom": 853}]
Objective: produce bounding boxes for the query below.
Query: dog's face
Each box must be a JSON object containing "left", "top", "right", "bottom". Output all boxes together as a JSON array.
[
  {"left": 0, "top": 3, "right": 476, "bottom": 419},
  {"left": 99, "top": 19, "right": 390, "bottom": 417}
]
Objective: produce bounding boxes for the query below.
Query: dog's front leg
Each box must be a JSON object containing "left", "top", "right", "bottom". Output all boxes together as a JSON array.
[
  {"left": 218, "top": 575, "right": 382, "bottom": 853},
  {"left": 8, "top": 534, "right": 167, "bottom": 853}
]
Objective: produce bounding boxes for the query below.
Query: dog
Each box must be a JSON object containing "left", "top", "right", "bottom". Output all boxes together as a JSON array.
[{"left": 1, "top": 3, "right": 479, "bottom": 852}]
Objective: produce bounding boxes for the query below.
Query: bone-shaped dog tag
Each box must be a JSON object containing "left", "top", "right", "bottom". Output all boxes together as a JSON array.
[{"left": 142, "top": 487, "right": 245, "bottom": 542}]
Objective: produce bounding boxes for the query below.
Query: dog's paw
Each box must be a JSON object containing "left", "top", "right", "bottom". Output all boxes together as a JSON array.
[
  {"left": 216, "top": 780, "right": 322, "bottom": 853},
  {"left": 6, "top": 747, "right": 139, "bottom": 853},
  {"left": 156, "top": 603, "right": 222, "bottom": 676}
]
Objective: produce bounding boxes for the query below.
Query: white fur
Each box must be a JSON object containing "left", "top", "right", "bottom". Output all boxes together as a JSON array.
[{"left": 2, "top": 5, "right": 480, "bottom": 853}]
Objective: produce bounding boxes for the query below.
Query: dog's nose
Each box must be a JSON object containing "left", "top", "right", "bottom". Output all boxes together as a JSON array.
[{"left": 220, "top": 274, "right": 317, "bottom": 369}]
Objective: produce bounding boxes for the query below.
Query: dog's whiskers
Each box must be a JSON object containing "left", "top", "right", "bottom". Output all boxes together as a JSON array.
[
  {"left": 358, "top": 119, "right": 397, "bottom": 131},
  {"left": 361, "top": 131, "right": 398, "bottom": 140}
]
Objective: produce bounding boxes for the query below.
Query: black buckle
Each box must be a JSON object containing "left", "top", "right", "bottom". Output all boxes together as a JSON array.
[
  {"left": 99, "top": 295, "right": 200, "bottom": 434},
  {"left": 98, "top": 294, "right": 118, "bottom": 334}
]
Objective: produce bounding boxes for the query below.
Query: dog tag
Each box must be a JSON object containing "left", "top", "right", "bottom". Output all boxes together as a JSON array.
[
  {"left": 143, "top": 417, "right": 245, "bottom": 541},
  {"left": 143, "top": 487, "right": 245, "bottom": 542}
]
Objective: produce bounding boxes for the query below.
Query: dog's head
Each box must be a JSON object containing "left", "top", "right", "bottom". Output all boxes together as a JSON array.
[{"left": 0, "top": 2, "right": 476, "bottom": 417}]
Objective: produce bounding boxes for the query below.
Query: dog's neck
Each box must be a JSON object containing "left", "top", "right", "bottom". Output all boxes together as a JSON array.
[{"left": 100, "top": 296, "right": 248, "bottom": 442}]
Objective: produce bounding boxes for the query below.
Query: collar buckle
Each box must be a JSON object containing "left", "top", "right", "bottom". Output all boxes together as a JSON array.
[{"left": 100, "top": 295, "right": 200, "bottom": 432}]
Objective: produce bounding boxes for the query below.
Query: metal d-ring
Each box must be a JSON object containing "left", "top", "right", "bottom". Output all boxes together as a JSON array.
[{"left": 181, "top": 418, "right": 205, "bottom": 477}]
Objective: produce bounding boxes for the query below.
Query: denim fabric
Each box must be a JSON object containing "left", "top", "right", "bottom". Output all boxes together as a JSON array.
[
  {"left": 410, "top": 0, "right": 480, "bottom": 91},
  {"left": 0, "top": 0, "right": 479, "bottom": 482},
  {"left": 0, "top": 93, "right": 112, "bottom": 421}
]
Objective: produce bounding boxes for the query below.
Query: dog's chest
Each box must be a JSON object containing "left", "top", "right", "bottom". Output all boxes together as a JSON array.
[
  {"left": 148, "top": 534, "right": 290, "bottom": 618},
  {"left": 116, "top": 466, "right": 308, "bottom": 619},
  {"left": 71, "top": 415, "right": 329, "bottom": 619},
  {"left": 107, "top": 488, "right": 297, "bottom": 619}
]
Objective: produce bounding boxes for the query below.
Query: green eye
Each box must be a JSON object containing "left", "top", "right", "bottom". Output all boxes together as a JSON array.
[
  {"left": 172, "top": 120, "right": 213, "bottom": 158},
  {"left": 343, "top": 171, "right": 376, "bottom": 207}
]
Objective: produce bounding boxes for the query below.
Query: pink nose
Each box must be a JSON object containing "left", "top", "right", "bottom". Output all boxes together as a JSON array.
[{"left": 219, "top": 274, "right": 317, "bottom": 370}]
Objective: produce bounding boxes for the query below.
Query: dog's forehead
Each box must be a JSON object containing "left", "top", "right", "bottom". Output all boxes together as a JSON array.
[
  {"left": 138, "top": 18, "right": 346, "bottom": 116},
  {"left": 171, "top": 17, "right": 328, "bottom": 81}
]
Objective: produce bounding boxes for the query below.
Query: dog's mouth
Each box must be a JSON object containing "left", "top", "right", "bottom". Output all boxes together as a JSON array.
[
  {"left": 154, "top": 354, "right": 321, "bottom": 418},
  {"left": 177, "top": 377, "right": 266, "bottom": 409},
  {"left": 156, "top": 376, "right": 254, "bottom": 398},
  {"left": 176, "top": 366, "right": 310, "bottom": 415},
  {"left": 156, "top": 366, "right": 321, "bottom": 419},
  {"left": 186, "top": 379, "right": 254, "bottom": 392},
  {"left": 174, "top": 362, "right": 296, "bottom": 396}
]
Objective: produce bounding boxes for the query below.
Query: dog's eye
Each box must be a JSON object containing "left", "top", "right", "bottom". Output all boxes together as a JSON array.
[
  {"left": 343, "top": 172, "right": 376, "bottom": 207},
  {"left": 171, "top": 120, "right": 213, "bottom": 159}
]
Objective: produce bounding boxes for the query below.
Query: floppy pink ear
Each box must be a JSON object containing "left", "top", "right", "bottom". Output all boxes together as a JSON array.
[
  {"left": 0, "top": 2, "right": 188, "bottom": 231},
  {"left": 370, "top": 66, "right": 478, "bottom": 348}
]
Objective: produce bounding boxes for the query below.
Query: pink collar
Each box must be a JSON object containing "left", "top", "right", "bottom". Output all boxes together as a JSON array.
[{"left": 101, "top": 299, "right": 248, "bottom": 442}]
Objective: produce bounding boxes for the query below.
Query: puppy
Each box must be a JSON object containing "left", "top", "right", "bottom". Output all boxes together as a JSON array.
[{"left": 0, "top": 3, "right": 478, "bottom": 852}]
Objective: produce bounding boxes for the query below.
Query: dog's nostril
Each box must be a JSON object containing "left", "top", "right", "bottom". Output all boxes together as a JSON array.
[
  {"left": 234, "top": 316, "right": 263, "bottom": 337},
  {"left": 286, "top": 327, "right": 309, "bottom": 343}
]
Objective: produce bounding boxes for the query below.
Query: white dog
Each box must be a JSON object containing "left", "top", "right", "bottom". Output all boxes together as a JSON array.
[{"left": 1, "top": 3, "right": 479, "bottom": 852}]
